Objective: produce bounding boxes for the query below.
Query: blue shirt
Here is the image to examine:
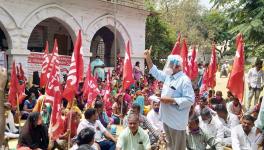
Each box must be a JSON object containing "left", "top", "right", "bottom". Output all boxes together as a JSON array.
[{"left": 149, "top": 65, "right": 194, "bottom": 130}]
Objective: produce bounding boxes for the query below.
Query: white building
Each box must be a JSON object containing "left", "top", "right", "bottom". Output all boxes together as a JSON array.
[{"left": 0, "top": 0, "right": 148, "bottom": 79}]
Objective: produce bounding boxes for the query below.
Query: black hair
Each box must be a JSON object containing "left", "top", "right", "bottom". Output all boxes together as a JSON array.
[
  {"left": 84, "top": 108, "right": 97, "bottom": 120},
  {"left": 135, "top": 61, "right": 140, "bottom": 66},
  {"left": 132, "top": 103, "right": 141, "bottom": 112},
  {"left": 76, "top": 127, "right": 95, "bottom": 146},
  {"left": 242, "top": 115, "right": 256, "bottom": 123},
  {"left": 189, "top": 114, "right": 199, "bottom": 124},
  {"left": 94, "top": 100, "right": 104, "bottom": 109},
  {"left": 200, "top": 108, "right": 212, "bottom": 117},
  {"left": 255, "top": 59, "right": 263, "bottom": 66},
  {"left": 260, "top": 96, "right": 263, "bottom": 103},
  {"left": 214, "top": 104, "right": 228, "bottom": 113}
]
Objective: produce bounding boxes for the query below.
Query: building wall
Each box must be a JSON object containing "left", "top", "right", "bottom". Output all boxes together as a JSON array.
[{"left": 0, "top": 0, "right": 148, "bottom": 77}]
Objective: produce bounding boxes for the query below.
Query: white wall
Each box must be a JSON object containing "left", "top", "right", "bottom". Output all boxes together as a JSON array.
[{"left": 0, "top": 0, "right": 148, "bottom": 77}]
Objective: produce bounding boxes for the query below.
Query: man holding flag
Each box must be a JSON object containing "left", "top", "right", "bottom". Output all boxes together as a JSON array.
[{"left": 144, "top": 48, "right": 194, "bottom": 150}]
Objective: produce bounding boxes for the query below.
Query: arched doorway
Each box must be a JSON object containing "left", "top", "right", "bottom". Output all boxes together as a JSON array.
[
  {"left": 90, "top": 26, "right": 125, "bottom": 67},
  {"left": 0, "top": 26, "right": 8, "bottom": 51},
  {"left": 27, "top": 18, "right": 74, "bottom": 55}
]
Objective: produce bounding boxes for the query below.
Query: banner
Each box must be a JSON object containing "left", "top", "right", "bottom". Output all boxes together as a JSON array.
[{"left": 28, "top": 52, "right": 71, "bottom": 78}]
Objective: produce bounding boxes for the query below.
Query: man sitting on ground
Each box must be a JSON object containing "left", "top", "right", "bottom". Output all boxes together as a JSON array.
[
  {"left": 77, "top": 108, "right": 116, "bottom": 150},
  {"left": 124, "top": 103, "right": 160, "bottom": 145},
  {"left": 232, "top": 115, "right": 262, "bottom": 150},
  {"left": 116, "top": 113, "right": 151, "bottom": 150},
  {"left": 194, "top": 93, "right": 216, "bottom": 116},
  {"left": 199, "top": 108, "right": 224, "bottom": 144},
  {"left": 76, "top": 128, "right": 96, "bottom": 150},
  {"left": 214, "top": 104, "right": 240, "bottom": 147},
  {"left": 147, "top": 95, "right": 163, "bottom": 132},
  {"left": 227, "top": 97, "right": 243, "bottom": 118},
  {"left": 186, "top": 114, "right": 222, "bottom": 150}
]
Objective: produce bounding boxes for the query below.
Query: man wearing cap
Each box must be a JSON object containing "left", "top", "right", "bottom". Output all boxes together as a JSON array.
[{"left": 144, "top": 49, "right": 195, "bottom": 150}]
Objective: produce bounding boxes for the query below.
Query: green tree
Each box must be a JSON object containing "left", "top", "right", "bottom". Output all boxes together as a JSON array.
[
  {"left": 200, "top": 9, "right": 233, "bottom": 58},
  {"left": 145, "top": 1, "right": 176, "bottom": 68},
  {"left": 210, "top": 0, "right": 264, "bottom": 58}
]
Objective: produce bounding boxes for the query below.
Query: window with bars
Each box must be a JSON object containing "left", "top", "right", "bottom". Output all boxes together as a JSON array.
[{"left": 97, "top": 38, "right": 105, "bottom": 60}]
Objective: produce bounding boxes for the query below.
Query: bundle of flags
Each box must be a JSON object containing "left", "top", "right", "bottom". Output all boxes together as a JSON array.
[
  {"left": 170, "top": 34, "right": 198, "bottom": 81},
  {"left": 200, "top": 43, "right": 217, "bottom": 93},
  {"left": 83, "top": 64, "right": 100, "bottom": 107}
]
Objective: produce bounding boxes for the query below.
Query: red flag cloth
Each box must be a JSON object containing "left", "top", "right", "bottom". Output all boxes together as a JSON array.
[
  {"left": 122, "top": 41, "right": 134, "bottom": 90},
  {"left": 227, "top": 34, "right": 245, "bottom": 101},
  {"left": 181, "top": 39, "right": 190, "bottom": 77},
  {"left": 45, "top": 39, "right": 59, "bottom": 83},
  {"left": 190, "top": 47, "right": 198, "bottom": 80},
  {"left": 103, "top": 69, "right": 112, "bottom": 114},
  {"left": 63, "top": 30, "right": 84, "bottom": 102},
  {"left": 8, "top": 61, "right": 19, "bottom": 107},
  {"left": 83, "top": 64, "right": 100, "bottom": 106},
  {"left": 171, "top": 33, "right": 181, "bottom": 55},
  {"left": 200, "top": 67, "right": 209, "bottom": 94},
  {"left": 208, "top": 43, "right": 217, "bottom": 88},
  {"left": 45, "top": 45, "right": 60, "bottom": 103},
  {"left": 18, "top": 63, "right": 26, "bottom": 82},
  {"left": 47, "top": 63, "right": 64, "bottom": 140},
  {"left": 40, "top": 41, "right": 50, "bottom": 88}
]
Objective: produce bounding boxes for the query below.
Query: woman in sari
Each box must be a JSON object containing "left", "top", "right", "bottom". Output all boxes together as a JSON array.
[{"left": 18, "top": 112, "right": 49, "bottom": 150}]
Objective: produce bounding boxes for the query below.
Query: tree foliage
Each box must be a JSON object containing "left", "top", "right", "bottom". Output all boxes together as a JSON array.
[
  {"left": 210, "top": 0, "right": 264, "bottom": 58},
  {"left": 145, "top": 0, "right": 176, "bottom": 68}
]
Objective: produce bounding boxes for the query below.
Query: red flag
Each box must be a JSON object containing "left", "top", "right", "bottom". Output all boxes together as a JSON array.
[
  {"left": 46, "top": 39, "right": 59, "bottom": 83},
  {"left": 122, "top": 41, "right": 134, "bottom": 90},
  {"left": 181, "top": 39, "right": 190, "bottom": 77},
  {"left": 18, "top": 63, "right": 26, "bottom": 82},
  {"left": 227, "top": 34, "right": 244, "bottom": 101},
  {"left": 63, "top": 30, "right": 84, "bottom": 102},
  {"left": 103, "top": 69, "right": 112, "bottom": 109},
  {"left": 83, "top": 64, "right": 100, "bottom": 105},
  {"left": 171, "top": 33, "right": 181, "bottom": 55},
  {"left": 8, "top": 61, "right": 19, "bottom": 107},
  {"left": 45, "top": 42, "right": 60, "bottom": 103},
  {"left": 208, "top": 43, "right": 217, "bottom": 88},
  {"left": 46, "top": 58, "right": 64, "bottom": 139},
  {"left": 40, "top": 41, "right": 50, "bottom": 88},
  {"left": 200, "top": 67, "right": 209, "bottom": 94},
  {"left": 190, "top": 46, "right": 198, "bottom": 80}
]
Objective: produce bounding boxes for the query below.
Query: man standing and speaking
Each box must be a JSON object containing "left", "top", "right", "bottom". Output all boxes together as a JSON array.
[{"left": 144, "top": 49, "right": 194, "bottom": 150}]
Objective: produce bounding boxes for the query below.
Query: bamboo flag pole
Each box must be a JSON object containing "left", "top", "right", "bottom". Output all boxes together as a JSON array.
[
  {"left": 67, "top": 101, "right": 73, "bottom": 150},
  {"left": 16, "top": 94, "right": 21, "bottom": 130}
]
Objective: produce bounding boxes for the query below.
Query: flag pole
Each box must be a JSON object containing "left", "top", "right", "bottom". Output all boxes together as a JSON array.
[
  {"left": 67, "top": 101, "right": 73, "bottom": 150},
  {"left": 16, "top": 94, "right": 21, "bottom": 130}
]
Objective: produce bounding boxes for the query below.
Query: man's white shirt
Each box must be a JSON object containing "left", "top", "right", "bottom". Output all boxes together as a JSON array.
[
  {"left": 231, "top": 124, "right": 260, "bottom": 150},
  {"left": 247, "top": 67, "right": 264, "bottom": 88}
]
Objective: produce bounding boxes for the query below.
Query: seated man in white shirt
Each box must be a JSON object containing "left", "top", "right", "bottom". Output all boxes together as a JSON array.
[
  {"left": 117, "top": 113, "right": 151, "bottom": 150},
  {"left": 232, "top": 115, "right": 263, "bottom": 150},
  {"left": 199, "top": 108, "right": 224, "bottom": 144},
  {"left": 147, "top": 96, "right": 163, "bottom": 132},
  {"left": 77, "top": 108, "right": 116, "bottom": 150},
  {"left": 227, "top": 97, "right": 243, "bottom": 118},
  {"left": 194, "top": 93, "right": 216, "bottom": 116},
  {"left": 4, "top": 102, "right": 19, "bottom": 138},
  {"left": 214, "top": 104, "right": 240, "bottom": 147}
]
